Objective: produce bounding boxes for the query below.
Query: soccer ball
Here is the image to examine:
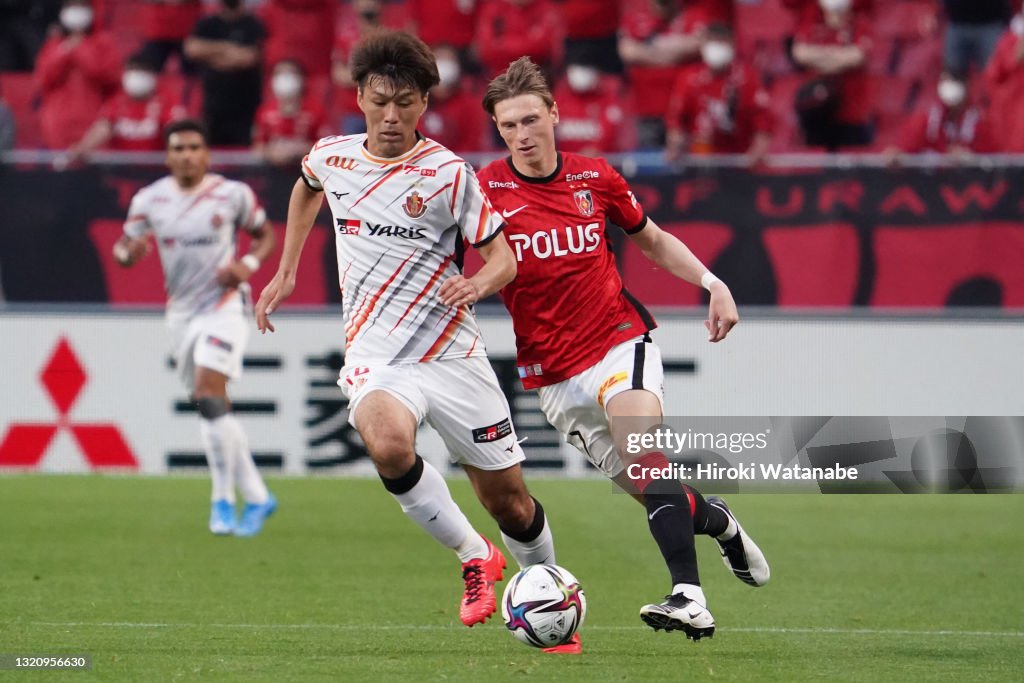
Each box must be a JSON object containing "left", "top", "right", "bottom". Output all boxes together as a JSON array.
[{"left": 501, "top": 564, "right": 586, "bottom": 648}]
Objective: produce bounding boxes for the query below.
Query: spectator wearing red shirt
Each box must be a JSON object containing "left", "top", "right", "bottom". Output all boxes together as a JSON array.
[
  {"left": 665, "top": 23, "right": 773, "bottom": 164},
  {"left": 551, "top": 60, "right": 631, "bottom": 154},
  {"left": 34, "top": 0, "right": 120, "bottom": 150},
  {"left": 253, "top": 59, "right": 327, "bottom": 166},
  {"left": 561, "top": 0, "right": 623, "bottom": 73},
  {"left": 408, "top": 0, "right": 479, "bottom": 70},
  {"left": 886, "top": 69, "right": 996, "bottom": 162},
  {"left": 475, "top": 0, "right": 562, "bottom": 78},
  {"left": 261, "top": 0, "right": 337, "bottom": 79},
  {"left": 63, "top": 55, "right": 185, "bottom": 164},
  {"left": 618, "top": 0, "right": 728, "bottom": 148},
  {"left": 791, "top": 0, "right": 874, "bottom": 150},
  {"left": 984, "top": 11, "right": 1024, "bottom": 151},
  {"left": 330, "top": 0, "right": 406, "bottom": 133},
  {"left": 418, "top": 46, "right": 489, "bottom": 154},
  {"left": 783, "top": 0, "right": 873, "bottom": 24},
  {"left": 137, "top": 0, "right": 202, "bottom": 72}
]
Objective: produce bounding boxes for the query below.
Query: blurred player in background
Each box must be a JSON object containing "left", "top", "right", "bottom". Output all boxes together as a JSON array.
[
  {"left": 113, "top": 119, "right": 278, "bottom": 537},
  {"left": 255, "top": 32, "right": 562, "bottom": 638},
  {"left": 479, "top": 57, "right": 769, "bottom": 642}
]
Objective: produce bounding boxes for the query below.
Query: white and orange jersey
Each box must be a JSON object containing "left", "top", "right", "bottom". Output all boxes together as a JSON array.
[
  {"left": 124, "top": 173, "right": 266, "bottom": 322},
  {"left": 301, "top": 134, "right": 504, "bottom": 365}
]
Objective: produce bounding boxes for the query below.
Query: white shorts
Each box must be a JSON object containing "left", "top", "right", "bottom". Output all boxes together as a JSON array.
[
  {"left": 169, "top": 309, "right": 249, "bottom": 393},
  {"left": 537, "top": 335, "right": 664, "bottom": 478},
  {"left": 338, "top": 355, "right": 526, "bottom": 471}
]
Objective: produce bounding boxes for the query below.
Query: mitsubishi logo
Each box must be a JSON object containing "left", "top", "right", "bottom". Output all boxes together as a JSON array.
[{"left": 0, "top": 337, "right": 138, "bottom": 469}]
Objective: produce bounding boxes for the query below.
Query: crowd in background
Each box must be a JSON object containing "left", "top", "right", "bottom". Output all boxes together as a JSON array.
[{"left": 1, "top": 0, "right": 1024, "bottom": 165}]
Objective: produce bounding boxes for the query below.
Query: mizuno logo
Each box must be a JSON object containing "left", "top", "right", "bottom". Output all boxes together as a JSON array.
[
  {"left": 501, "top": 205, "right": 528, "bottom": 218},
  {"left": 331, "top": 191, "right": 349, "bottom": 200},
  {"left": 648, "top": 504, "right": 675, "bottom": 521}
]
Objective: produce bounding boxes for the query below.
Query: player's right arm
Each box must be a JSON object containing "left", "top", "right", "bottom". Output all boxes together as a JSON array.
[
  {"left": 254, "top": 178, "right": 323, "bottom": 333},
  {"left": 113, "top": 191, "right": 153, "bottom": 267}
]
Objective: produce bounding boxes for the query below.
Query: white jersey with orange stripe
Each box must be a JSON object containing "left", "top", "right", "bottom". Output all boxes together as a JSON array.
[
  {"left": 301, "top": 134, "right": 504, "bottom": 365},
  {"left": 124, "top": 173, "right": 266, "bottom": 323}
]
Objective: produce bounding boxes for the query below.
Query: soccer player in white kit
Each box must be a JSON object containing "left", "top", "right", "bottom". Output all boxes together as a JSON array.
[
  {"left": 255, "top": 32, "right": 560, "bottom": 632},
  {"left": 113, "top": 119, "right": 278, "bottom": 537}
]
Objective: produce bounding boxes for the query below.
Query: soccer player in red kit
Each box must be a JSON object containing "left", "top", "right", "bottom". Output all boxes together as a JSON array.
[{"left": 478, "top": 57, "right": 770, "bottom": 641}]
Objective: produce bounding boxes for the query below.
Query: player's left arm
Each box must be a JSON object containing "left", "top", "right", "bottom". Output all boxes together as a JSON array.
[
  {"left": 628, "top": 218, "right": 739, "bottom": 342},
  {"left": 439, "top": 232, "right": 517, "bottom": 307},
  {"left": 217, "top": 186, "right": 275, "bottom": 287},
  {"left": 439, "top": 162, "right": 516, "bottom": 307}
]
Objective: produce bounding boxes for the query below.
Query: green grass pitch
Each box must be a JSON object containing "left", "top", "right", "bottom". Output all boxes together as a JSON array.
[{"left": 1, "top": 476, "right": 1022, "bottom": 681}]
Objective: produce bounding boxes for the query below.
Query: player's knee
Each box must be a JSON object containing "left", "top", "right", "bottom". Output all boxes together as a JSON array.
[
  {"left": 363, "top": 433, "right": 417, "bottom": 476},
  {"left": 486, "top": 490, "right": 534, "bottom": 531},
  {"left": 194, "top": 396, "right": 230, "bottom": 419}
]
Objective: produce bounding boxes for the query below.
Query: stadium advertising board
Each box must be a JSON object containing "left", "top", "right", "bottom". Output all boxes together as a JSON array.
[
  {"left": 0, "top": 165, "right": 1022, "bottom": 308},
  {"left": 1, "top": 312, "right": 1020, "bottom": 490}
]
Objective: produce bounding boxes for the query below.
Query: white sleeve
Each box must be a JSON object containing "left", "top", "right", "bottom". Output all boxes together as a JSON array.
[
  {"left": 452, "top": 163, "right": 504, "bottom": 247},
  {"left": 235, "top": 182, "right": 266, "bottom": 233},
  {"left": 123, "top": 191, "right": 151, "bottom": 238},
  {"left": 300, "top": 152, "right": 323, "bottom": 192}
]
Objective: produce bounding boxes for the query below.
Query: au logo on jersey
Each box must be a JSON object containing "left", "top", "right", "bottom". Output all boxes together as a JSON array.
[
  {"left": 403, "top": 191, "right": 427, "bottom": 219},
  {"left": 326, "top": 156, "right": 359, "bottom": 171},
  {"left": 573, "top": 189, "right": 595, "bottom": 217}
]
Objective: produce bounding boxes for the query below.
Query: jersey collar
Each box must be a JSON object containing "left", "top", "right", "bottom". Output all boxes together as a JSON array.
[
  {"left": 359, "top": 132, "right": 427, "bottom": 165},
  {"left": 506, "top": 152, "right": 563, "bottom": 184}
]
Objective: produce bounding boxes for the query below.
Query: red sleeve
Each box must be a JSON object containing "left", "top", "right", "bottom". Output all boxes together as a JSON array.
[
  {"left": 601, "top": 160, "right": 646, "bottom": 233},
  {"left": 897, "top": 111, "right": 929, "bottom": 153},
  {"left": 852, "top": 16, "right": 873, "bottom": 54},
  {"left": 984, "top": 33, "right": 1018, "bottom": 88},
  {"left": 34, "top": 38, "right": 74, "bottom": 92},
  {"left": 664, "top": 70, "right": 691, "bottom": 135},
  {"left": 749, "top": 81, "right": 775, "bottom": 135},
  {"left": 76, "top": 33, "right": 122, "bottom": 91},
  {"left": 970, "top": 113, "right": 999, "bottom": 153}
]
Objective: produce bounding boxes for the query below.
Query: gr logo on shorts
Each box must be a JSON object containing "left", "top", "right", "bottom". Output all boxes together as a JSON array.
[{"left": 472, "top": 418, "right": 512, "bottom": 443}]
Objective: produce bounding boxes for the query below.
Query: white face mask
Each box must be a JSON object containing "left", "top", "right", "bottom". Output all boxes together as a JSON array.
[
  {"left": 819, "top": 0, "right": 851, "bottom": 13},
  {"left": 701, "top": 42, "right": 735, "bottom": 71},
  {"left": 937, "top": 80, "right": 966, "bottom": 107},
  {"left": 271, "top": 73, "right": 303, "bottom": 100},
  {"left": 60, "top": 5, "right": 94, "bottom": 33},
  {"left": 566, "top": 65, "right": 599, "bottom": 93},
  {"left": 436, "top": 59, "right": 461, "bottom": 89},
  {"left": 122, "top": 70, "right": 157, "bottom": 98}
]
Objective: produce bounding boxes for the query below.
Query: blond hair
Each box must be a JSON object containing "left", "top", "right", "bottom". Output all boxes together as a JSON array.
[{"left": 482, "top": 57, "right": 554, "bottom": 115}]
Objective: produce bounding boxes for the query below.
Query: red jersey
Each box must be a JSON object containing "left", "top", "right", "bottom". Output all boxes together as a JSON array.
[
  {"left": 419, "top": 87, "right": 489, "bottom": 154},
  {"left": 252, "top": 99, "right": 326, "bottom": 146},
  {"left": 620, "top": 2, "right": 725, "bottom": 118},
  {"left": 35, "top": 31, "right": 121, "bottom": 149},
  {"left": 552, "top": 79, "right": 628, "bottom": 153},
  {"left": 562, "top": 0, "right": 621, "bottom": 39},
  {"left": 98, "top": 93, "right": 184, "bottom": 151},
  {"left": 794, "top": 14, "right": 874, "bottom": 125},
  {"left": 897, "top": 103, "right": 995, "bottom": 154},
  {"left": 476, "top": 0, "right": 562, "bottom": 76},
  {"left": 478, "top": 153, "right": 654, "bottom": 389},
  {"left": 141, "top": 0, "right": 201, "bottom": 41},
  {"left": 409, "top": 0, "right": 478, "bottom": 49},
  {"left": 666, "top": 61, "right": 774, "bottom": 153},
  {"left": 262, "top": 0, "right": 337, "bottom": 77},
  {"left": 984, "top": 29, "right": 1024, "bottom": 152}
]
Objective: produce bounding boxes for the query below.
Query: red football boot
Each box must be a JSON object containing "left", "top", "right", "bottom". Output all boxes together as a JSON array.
[{"left": 459, "top": 536, "right": 506, "bottom": 626}]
